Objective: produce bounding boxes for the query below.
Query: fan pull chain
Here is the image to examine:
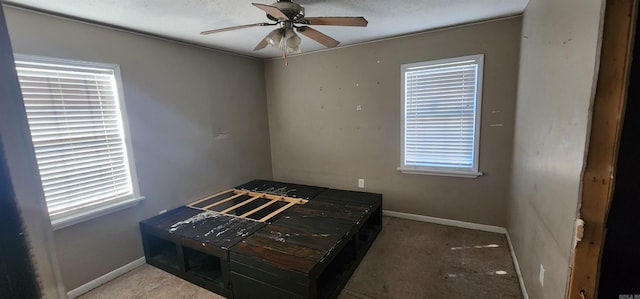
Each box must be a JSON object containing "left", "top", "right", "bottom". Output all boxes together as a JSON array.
[{"left": 283, "top": 52, "right": 288, "bottom": 66}]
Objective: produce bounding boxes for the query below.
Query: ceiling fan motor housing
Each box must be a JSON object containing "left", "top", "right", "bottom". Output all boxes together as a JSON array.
[{"left": 269, "top": 0, "right": 305, "bottom": 21}]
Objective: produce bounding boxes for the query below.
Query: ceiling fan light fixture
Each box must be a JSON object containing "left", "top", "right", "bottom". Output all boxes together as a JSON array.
[
  {"left": 281, "top": 27, "right": 301, "bottom": 54},
  {"left": 266, "top": 28, "right": 284, "bottom": 47}
]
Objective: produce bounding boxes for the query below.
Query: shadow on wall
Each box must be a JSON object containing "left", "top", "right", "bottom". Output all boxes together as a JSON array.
[{"left": 0, "top": 141, "right": 41, "bottom": 298}]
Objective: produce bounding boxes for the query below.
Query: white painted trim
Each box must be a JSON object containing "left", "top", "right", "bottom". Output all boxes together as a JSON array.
[
  {"left": 53, "top": 196, "right": 144, "bottom": 230},
  {"left": 506, "top": 232, "right": 530, "bottom": 299},
  {"left": 382, "top": 210, "right": 529, "bottom": 298},
  {"left": 397, "top": 167, "right": 483, "bottom": 178},
  {"left": 67, "top": 257, "right": 146, "bottom": 299},
  {"left": 382, "top": 210, "right": 507, "bottom": 234},
  {"left": 67, "top": 214, "right": 530, "bottom": 299},
  {"left": 399, "top": 54, "right": 484, "bottom": 178}
]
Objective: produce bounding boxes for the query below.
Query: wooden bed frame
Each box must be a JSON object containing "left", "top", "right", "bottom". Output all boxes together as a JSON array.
[
  {"left": 139, "top": 180, "right": 382, "bottom": 299},
  {"left": 186, "top": 188, "right": 308, "bottom": 222}
]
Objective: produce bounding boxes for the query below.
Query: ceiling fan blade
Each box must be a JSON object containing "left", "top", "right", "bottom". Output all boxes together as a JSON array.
[
  {"left": 254, "top": 38, "right": 269, "bottom": 51},
  {"left": 252, "top": 3, "right": 289, "bottom": 20},
  {"left": 302, "top": 17, "right": 368, "bottom": 27},
  {"left": 201, "top": 23, "right": 270, "bottom": 35},
  {"left": 297, "top": 26, "right": 340, "bottom": 48}
]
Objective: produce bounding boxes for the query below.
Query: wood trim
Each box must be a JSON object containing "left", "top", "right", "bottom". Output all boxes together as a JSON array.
[
  {"left": 568, "top": 0, "right": 637, "bottom": 298},
  {"left": 234, "top": 189, "right": 308, "bottom": 204},
  {"left": 188, "top": 189, "right": 234, "bottom": 206},
  {"left": 187, "top": 189, "right": 307, "bottom": 222},
  {"left": 239, "top": 200, "right": 279, "bottom": 218},
  {"left": 220, "top": 195, "right": 263, "bottom": 214},
  {"left": 259, "top": 201, "right": 297, "bottom": 222},
  {"left": 199, "top": 192, "right": 247, "bottom": 210}
]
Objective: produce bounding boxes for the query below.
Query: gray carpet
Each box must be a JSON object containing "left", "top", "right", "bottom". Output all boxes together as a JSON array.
[{"left": 79, "top": 216, "right": 523, "bottom": 299}]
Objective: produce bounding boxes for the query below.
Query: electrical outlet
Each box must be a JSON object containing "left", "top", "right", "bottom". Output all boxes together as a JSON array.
[
  {"left": 539, "top": 264, "right": 545, "bottom": 286},
  {"left": 358, "top": 178, "right": 365, "bottom": 188}
]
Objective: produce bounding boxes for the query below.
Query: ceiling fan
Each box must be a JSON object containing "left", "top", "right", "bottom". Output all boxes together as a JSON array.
[{"left": 200, "top": 0, "right": 368, "bottom": 56}]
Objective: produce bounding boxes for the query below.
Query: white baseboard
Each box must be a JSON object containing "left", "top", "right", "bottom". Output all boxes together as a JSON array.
[
  {"left": 382, "top": 210, "right": 507, "bottom": 234},
  {"left": 67, "top": 256, "right": 146, "bottom": 299},
  {"left": 382, "top": 210, "right": 529, "bottom": 299},
  {"left": 67, "top": 213, "right": 530, "bottom": 299},
  {"left": 506, "top": 233, "right": 529, "bottom": 299}
]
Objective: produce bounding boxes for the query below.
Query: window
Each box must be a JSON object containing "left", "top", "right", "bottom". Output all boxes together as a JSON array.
[
  {"left": 15, "top": 55, "right": 142, "bottom": 229},
  {"left": 399, "top": 54, "right": 484, "bottom": 178}
]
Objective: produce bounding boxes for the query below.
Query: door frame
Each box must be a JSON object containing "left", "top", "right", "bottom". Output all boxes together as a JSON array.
[{"left": 568, "top": 0, "right": 637, "bottom": 298}]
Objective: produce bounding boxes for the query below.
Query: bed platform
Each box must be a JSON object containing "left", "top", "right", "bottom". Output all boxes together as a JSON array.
[{"left": 139, "top": 180, "right": 382, "bottom": 299}]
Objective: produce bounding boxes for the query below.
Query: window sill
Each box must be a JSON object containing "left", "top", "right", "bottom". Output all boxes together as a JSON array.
[
  {"left": 51, "top": 196, "right": 145, "bottom": 230},
  {"left": 397, "top": 167, "right": 483, "bottom": 178}
]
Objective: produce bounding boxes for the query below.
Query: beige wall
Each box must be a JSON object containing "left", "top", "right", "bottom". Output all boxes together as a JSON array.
[
  {"left": 507, "top": 0, "right": 604, "bottom": 298},
  {"left": 4, "top": 7, "right": 272, "bottom": 290},
  {"left": 265, "top": 17, "right": 522, "bottom": 227},
  {"left": 3, "top": 2, "right": 605, "bottom": 296}
]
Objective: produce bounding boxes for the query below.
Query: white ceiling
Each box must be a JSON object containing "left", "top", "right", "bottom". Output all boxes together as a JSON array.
[{"left": 4, "top": 0, "right": 529, "bottom": 58}]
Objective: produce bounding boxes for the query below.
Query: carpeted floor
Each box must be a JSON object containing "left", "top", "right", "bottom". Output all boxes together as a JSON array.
[{"left": 79, "top": 216, "right": 523, "bottom": 299}]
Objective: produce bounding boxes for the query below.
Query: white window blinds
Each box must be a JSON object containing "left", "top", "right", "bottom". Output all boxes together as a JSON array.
[
  {"left": 15, "top": 56, "right": 140, "bottom": 227},
  {"left": 400, "top": 54, "right": 483, "bottom": 177}
]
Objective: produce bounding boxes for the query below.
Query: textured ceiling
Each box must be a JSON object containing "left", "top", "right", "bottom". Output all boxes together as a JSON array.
[{"left": 3, "top": 0, "right": 529, "bottom": 58}]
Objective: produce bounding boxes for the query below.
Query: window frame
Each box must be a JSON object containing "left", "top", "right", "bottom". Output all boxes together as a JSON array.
[
  {"left": 398, "top": 54, "right": 484, "bottom": 178},
  {"left": 14, "top": 54, "right": 143, "bottom": 229}
]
